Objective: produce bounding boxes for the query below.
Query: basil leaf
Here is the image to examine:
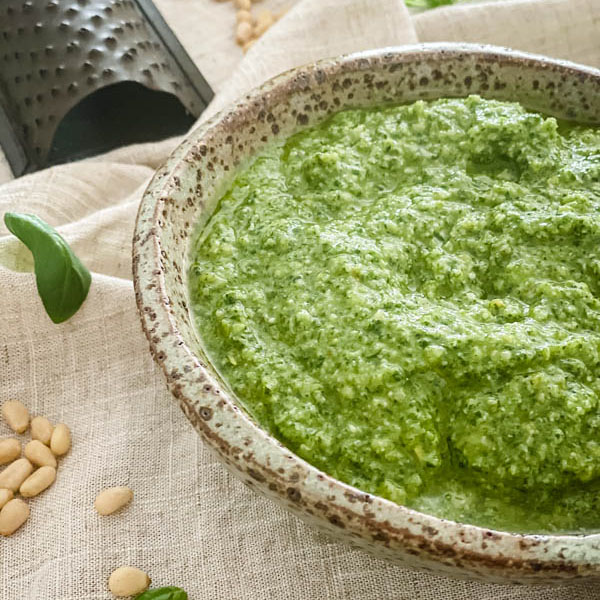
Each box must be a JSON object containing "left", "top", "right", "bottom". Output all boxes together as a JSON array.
[
  {"left": 3, "top": 212, "right": 91, "bottom": 323},
  {"left": 405, "top": 0, "right": 459, "bottom": 7},
  {"left": 135, "top": 587, "right": 188, "bottom": 600}
]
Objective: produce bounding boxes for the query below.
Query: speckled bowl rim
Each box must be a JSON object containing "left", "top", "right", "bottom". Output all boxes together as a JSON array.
[{"left": 133, "top": 44, "right": 600, "bottom": 583}]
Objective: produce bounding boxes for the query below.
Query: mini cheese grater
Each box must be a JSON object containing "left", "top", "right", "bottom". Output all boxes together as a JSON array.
[{"left": 0, "top": 0, "right": 214, "bottom": 176}]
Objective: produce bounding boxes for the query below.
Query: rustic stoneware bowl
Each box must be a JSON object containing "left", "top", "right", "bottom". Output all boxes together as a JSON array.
[{"left": 133, "top": 44, "right": 600, "bottom": 584}]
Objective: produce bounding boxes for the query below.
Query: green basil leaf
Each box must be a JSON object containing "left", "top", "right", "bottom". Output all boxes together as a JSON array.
[
  {"left": 135, "top": 587, "right": 188, "bottom": 600},
  {"left": 405, "top": 0, "right": 459, "bottom": 7},
  {"left": 3, "top": 212, "right": 91, "bottom": 323}
]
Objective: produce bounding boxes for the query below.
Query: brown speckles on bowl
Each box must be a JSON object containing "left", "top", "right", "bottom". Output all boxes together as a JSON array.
[{"left": 132, "top": 44, "right": 600, "bottom": 584}]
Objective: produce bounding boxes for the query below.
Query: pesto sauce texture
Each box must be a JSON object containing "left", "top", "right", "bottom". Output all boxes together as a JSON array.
[{"left": 189, "top": 96, "right": 600, "bottom": 533}]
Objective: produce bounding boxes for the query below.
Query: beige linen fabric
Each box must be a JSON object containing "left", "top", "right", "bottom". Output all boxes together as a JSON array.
[
  {"left": 1, "top": 1, "right": 599, "bottom": 598},
  {"left": 414, "top": 0, "right": 600, "bottom": 67}
]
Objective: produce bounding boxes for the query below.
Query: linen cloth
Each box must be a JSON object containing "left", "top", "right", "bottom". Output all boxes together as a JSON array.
[{"left": 1, "top": 1, "right": 599, "bottom": 598}]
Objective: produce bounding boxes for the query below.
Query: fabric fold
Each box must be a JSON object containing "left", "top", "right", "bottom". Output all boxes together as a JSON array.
[{"left": 414, "top": 0, "right": 600, "bottom": 68}]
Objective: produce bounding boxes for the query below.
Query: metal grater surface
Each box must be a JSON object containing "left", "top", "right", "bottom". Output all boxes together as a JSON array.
[{"left": 0, "top": 0, "right": 214, "bottom": 176}]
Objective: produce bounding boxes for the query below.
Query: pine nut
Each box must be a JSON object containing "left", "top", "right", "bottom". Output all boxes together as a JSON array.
[
  {"left": 235, "top": 21, "right": 253, "bottom": 45},
  {"left": 254, "top": 9, "right": 274, "bottom": 37},
  {"left": 108, "top": 566, "right": 151, "bottom": 597},
  {"left": 0, "top": 458, "right": 33, "bottom": 491},
  {"left": 2, "top": 400, "right": 29, "bottom": 434},
  {"left": 0, "top": 499, "right": 30, "bottom": 536},
  {"left": 0, "top": 489, "right": 13, "bottom": 509},
  {"left": 236, "top": 9, "right": 254, "bottom": 24},
  {"left": 25, "top": 440, "right": 57, "bottom": 469},
  {"left": 95, "top": 486, "right": 134, "bottom": 515},
  {"left": 233, "top": 0, "right": 251, "bottom": 9},
  {"left": 31, "top": 416, "right": 53, "bottom": 446},
  {"left": 50, "top": 423, "right": 71, "bottom": 456},
  {"left": 20, "top": 466, "right": 56, "bottom": 498},
  {"left": 0, "top": 438, "right": 20, "bottom": 465}
]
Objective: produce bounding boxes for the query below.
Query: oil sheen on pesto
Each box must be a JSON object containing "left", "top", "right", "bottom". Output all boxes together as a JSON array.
[{"left": 189, "top": 96, "right": 600, "bottom": 533}]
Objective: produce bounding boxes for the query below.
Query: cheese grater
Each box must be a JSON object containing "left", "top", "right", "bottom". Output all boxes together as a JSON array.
[{"left": 0, "top": 0, "right": 214, "bottom": 176}]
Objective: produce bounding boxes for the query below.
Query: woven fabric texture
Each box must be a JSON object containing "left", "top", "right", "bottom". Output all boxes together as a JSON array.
[{"left": 1, "top": 0, "right": 599, "bottom": 598}]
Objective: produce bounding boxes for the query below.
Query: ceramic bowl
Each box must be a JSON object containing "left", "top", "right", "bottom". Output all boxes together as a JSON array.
[{"left": 133, "top": 44, "right": 600, "bottom": 584}]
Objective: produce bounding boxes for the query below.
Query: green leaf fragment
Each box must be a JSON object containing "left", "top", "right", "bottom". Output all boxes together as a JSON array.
[
  {"left": 3, "top": 212, "right": 91, "bottom": 323},
  {"left": 405, "top": 0, "right": 460, "bottom": 7},
  {"left": 135, "top": 587, "right": 188, "bottom": 600}
]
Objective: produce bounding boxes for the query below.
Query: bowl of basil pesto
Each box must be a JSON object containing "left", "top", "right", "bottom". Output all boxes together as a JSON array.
[{"left": 133, "top": 44, "right": 600, "bottom": 584}]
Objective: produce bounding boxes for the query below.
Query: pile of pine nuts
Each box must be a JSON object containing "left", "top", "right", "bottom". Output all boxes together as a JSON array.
[
  {"left": 0, "top": 400, "right": 71, "bottom": 536},
  {"left": 217, "top": 0, "right": 287, "bottom": 53},
  {"left": 0, "top": 399, "right": 157, "bottom": 596}
]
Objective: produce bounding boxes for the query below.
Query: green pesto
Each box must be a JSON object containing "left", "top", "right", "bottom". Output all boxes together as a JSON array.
[{"left": 189, "top": 96, "right": 600, "bottom": 533}]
